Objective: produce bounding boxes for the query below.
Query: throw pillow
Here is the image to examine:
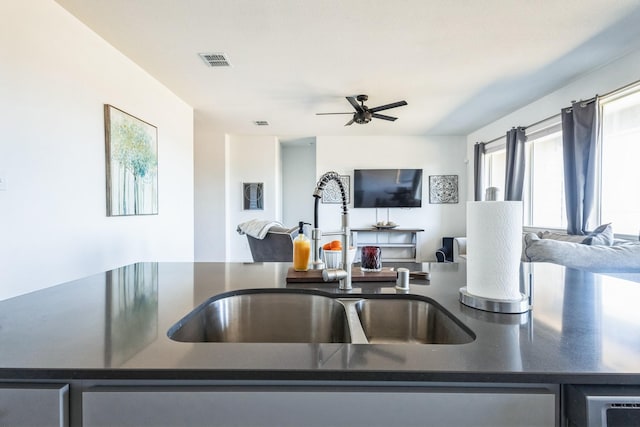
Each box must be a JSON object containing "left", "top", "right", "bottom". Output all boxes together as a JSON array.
[{"left": 583, "top": 223, "right": 614, "bottom": 246}]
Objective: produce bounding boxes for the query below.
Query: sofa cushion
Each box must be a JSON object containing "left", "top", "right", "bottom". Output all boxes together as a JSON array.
[
  {"left": 538, "top": 231, "right": 587, "bottom": 243},
  {"left": 524, "top": 232, "right": 640, "bottom": 273}
]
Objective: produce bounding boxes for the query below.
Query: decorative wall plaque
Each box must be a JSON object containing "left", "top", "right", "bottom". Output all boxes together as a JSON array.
[
  {"left": 322, "top": 175, "right": 350, "bottom": 204},
  {"left": 429, "top": 175, "right": 459, "bottom": 204}
]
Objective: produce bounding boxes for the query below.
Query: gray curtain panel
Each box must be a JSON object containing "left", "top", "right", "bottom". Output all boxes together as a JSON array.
[
  {"left": 561, "top": 99, "right": 598, "bottom": 235},
  {"left": 473, "top": 142, "right": 486, "bottom": 201},
  {"left": 504, "top": 127, "right": 527, "bottom": 201}
]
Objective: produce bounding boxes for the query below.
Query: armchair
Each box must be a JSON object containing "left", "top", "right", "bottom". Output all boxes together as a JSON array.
[
  {"left": 245, "top": 226, "right": 299, "bottom": 262},
  {"left": 453, "top": 237, "right": 467, "bottom": 261}
]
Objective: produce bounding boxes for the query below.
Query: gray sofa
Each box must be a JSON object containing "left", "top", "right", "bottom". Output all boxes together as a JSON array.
[
  {"left": 454, "top": 225, "right": 640, "bottom": 282},
  {"left": 523, "top": 229, "right": 640, "bottom": 282}
]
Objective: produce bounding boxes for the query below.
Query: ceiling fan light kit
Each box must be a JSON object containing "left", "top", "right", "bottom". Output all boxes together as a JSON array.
[{"left": 317, "top": 94, "right": 407, "bottom": 126}]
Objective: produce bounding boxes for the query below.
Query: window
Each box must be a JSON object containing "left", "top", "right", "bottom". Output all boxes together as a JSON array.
[
  {"left": 481, "top": 118, "right": 566, "bottom": 229},
  {"left": 483, "top": 140, "right": 506, "bottom": 196},
  {"left": 600, "top": 88, "right": 640, "bottom": 237},
  {"left": 480, "top": 82, "right": 640, "bottom": 237},
  {"left": 523, "top": 122, "right": 566, "bottom": 229}
]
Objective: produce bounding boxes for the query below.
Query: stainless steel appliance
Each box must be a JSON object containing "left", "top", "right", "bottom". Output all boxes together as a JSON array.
[{"left": 566, "top": 385, "right": 640, "bottom": 427}]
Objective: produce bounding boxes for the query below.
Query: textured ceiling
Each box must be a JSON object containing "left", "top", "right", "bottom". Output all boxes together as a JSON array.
[{"left": 56, "top": 0, "right": 640, "bottom": 138}]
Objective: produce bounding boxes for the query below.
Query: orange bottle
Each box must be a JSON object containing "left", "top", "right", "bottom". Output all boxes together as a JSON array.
[{"left": 293, "top": 221, "right": 311, "bottom": 271}]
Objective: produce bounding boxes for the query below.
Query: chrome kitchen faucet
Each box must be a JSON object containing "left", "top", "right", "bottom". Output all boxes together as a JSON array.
[{"left": 312, "top": 171, "right": 352, "bottom": 290}]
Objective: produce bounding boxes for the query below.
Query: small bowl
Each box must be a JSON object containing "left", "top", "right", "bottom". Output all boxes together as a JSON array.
[
  {"left": 323, "top": 247, "right": 357, "bottom": 269},
  {"left": 323, "top": 250, "right": 342, "bottom": 269}
]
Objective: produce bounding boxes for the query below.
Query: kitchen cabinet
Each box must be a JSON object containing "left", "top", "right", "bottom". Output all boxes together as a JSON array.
[
  {"left": 0, "top": 383, "right": 68, "bottom": 427},
  {"left": 83, "top": 383, "right": 557, "bottom": 427}
]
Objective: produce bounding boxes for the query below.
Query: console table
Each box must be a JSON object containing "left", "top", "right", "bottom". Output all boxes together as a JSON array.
[{"left": 350, "top": 228, "right": 424, "bottom": 262}]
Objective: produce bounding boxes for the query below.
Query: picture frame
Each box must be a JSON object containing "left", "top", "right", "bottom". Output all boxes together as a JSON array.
[
  {"left": 104, "top": 105, "right": 158, "bottom": 216},
  {"left": 429, "top": 175, "right": 459, "bottom": 204},
  {"left": 243, "top": 182, "right": 264, "bottom": 210},
  {"left": 322, "top": 175, "right": 350, "bottom": 204}
]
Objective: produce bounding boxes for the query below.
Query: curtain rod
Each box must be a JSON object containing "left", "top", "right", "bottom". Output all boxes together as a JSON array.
[
  {"left": 565, "top": 78, "right": 640, "bottom": 110},
  {"left": 565, "top": 96, "right": 597, "bottom": 112},
  {"left": 600, "top": 77, "right": 640, "bottom": 100},
  {"left": 480, "top": 113, "right": 561, "bottom": 145},
  {"left": 478, "top": 78, "right": 640, "bottom": 146}
]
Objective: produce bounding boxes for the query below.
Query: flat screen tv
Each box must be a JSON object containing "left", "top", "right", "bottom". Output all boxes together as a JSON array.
[{"left": 353, "top": 169, "right": 423, "bottom": 208}]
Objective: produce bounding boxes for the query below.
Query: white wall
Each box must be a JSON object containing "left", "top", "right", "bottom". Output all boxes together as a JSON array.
[
  {"left": 316, "top": 136, "right": 467, "bottom": 261},
  {"left": 193, "top": 133, "right": 467, "bottom": 262},
  {"left": 194, "top": 114, "right": 227, "bottom": 261},
  {"left": 228, "top": 135, "right": 281, "bottom": 261},
  {"left": 0, "top": 0, "right": 194, "bottom": 300},
  {"left": 466, "top": 48, "right": 640, "bottom": 197},
  {"left": 282, "top": 140, "right": 316, "bottom": 228}
]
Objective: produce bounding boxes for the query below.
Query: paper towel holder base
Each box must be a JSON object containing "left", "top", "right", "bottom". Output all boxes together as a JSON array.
[{"left": 459, "top": 287, "right": 531, "bottom": 314}]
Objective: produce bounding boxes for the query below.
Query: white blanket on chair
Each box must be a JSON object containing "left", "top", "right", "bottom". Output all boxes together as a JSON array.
[{"left": 236, "top": 219, "right": 284, "bottom": 239}]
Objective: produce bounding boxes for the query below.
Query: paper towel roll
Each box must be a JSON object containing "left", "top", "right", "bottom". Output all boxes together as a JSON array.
[{"left": 466, "top": 201, "right": 523, "bottom": 300}]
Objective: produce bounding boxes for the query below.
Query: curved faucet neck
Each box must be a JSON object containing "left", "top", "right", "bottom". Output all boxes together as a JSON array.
[
  {"left": 312, "top": 171, "right": 351, "bottom": 290},
  {"left": 313, "top": 171, "right": 348, "bottom": 217}
]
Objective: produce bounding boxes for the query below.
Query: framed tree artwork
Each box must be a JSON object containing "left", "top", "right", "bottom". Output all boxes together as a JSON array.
[{"left": 104, "top": 105, "right": 158, "bottom": 216}]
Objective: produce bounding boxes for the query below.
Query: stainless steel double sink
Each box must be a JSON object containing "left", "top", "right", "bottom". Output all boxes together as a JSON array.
[{"left": 168, "top": 289, "right": 474, "bottom": 345}]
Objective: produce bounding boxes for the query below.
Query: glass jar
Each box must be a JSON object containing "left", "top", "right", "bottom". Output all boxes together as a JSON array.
[{"left": 361, "top": 246, "right": 382, "bottom": 272}]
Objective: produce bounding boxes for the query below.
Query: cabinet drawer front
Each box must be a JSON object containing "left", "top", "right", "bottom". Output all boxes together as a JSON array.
[
  {"left": 0, "top": 384, "right": 68, "bottom": 427},
  {"left": 83, "top": 386, "right": 556, "bottom": 427}
]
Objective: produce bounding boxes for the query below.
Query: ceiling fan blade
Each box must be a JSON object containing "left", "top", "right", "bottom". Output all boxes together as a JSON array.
[
  {"left": 372, "top": 113, "right": 397, "bottom": 121},
  {"left": 344, "top": 118, "right": 355, "bottom": 126},
  {"left": 316, "top": 112, "right": 354, "bottom": 115},
  {"left": 346, "top": 96, "right": 365, "bottom": 113},
  {"left": 369, "top": 100, "right": 408, "bottom": 113}
]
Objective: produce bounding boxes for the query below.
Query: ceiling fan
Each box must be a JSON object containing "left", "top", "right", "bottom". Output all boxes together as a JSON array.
[{"left": 316, "top": 94, "right": 407, "bottom": 126}]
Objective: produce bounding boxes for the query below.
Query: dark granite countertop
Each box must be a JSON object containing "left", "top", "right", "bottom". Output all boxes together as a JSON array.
[{"left": 0, "top": 262, "right": 639, "bottom": 384}]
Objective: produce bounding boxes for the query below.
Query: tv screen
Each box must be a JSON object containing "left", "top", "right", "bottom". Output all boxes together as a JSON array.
[{"left": 353, "top": 169, "right": 423, "bottom": 208}]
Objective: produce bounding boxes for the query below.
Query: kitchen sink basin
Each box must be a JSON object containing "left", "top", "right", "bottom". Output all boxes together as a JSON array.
[
  {"left": 168, "top": 290, "right": 350, "bottom": 343},
  {"left": 168, "top": 289, "right": 474, "bottom": 345},
  {"left": 354, "top": 298, "right": 475, "bottom": 344}
]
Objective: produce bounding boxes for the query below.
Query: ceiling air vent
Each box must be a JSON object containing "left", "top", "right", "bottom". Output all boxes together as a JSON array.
[
  {"left": 198, "top": 52, "right": 231, "bottom": 67},
  {"left": 254, "top": 121, "right": 269, "bottom": 126}
]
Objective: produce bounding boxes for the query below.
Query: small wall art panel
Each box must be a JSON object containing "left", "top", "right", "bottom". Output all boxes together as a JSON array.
[
  {"left": 243, "top": 182, "right": 264, "bottom": 210},
  {"left": 322, "top": 175, "right": 350, "bottom": 204},
  {"left": 429, "top": 175, "right": 459, "bottom": 204}
]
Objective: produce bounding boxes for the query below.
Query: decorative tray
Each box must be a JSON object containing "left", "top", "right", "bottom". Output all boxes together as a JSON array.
[{"left": 374, "top": 224, "right": 398, "bottom": 229}]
